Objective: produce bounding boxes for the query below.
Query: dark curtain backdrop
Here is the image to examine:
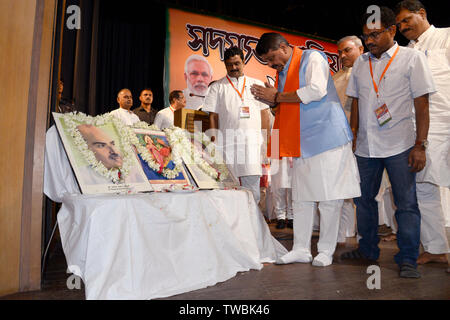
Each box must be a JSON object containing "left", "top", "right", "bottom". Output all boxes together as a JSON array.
[
  {"left": 95, "top": 0, "right": 167, "bottom": 115},
  {"left": 59, "top": 0, "right": 444, "bottom": 116}
]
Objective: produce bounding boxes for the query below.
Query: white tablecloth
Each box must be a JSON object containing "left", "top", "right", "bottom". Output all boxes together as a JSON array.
[{"left": 44, "top": 126, "right": 287, "bottom": 299}]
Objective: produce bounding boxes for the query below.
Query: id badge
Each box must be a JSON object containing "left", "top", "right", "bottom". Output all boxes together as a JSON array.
[
  {"left": 374, "top": 99, "right": 392, "bottom": 127},
  {"left": 240, "top": 106, "right": 250, "bottom": 119}
]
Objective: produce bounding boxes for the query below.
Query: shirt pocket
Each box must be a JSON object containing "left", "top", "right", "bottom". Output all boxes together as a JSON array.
[{"left": 379, "top": 67, "right": 409, "bottom": 100}]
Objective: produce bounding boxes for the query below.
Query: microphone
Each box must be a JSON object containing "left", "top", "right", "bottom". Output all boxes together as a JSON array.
[{"left": 190, "top": 93, "right": 205, "bottom": 98}]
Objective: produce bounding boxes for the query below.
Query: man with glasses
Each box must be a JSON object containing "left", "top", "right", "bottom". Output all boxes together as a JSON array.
[
  {"left": 395, "top": 0, "right": 450, "bottom": 267},
  {"left": 341, "top": 6, "right": 435, "bottom": 278}
]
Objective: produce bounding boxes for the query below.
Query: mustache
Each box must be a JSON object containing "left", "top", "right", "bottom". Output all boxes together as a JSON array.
[{"left": 109, "top": 152, "right": 121, "bottom": 160}]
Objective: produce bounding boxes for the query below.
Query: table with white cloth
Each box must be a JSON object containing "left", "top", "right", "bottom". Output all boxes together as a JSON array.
[{"left": 44, "top": 126, "right": 287, "bottom": 300}]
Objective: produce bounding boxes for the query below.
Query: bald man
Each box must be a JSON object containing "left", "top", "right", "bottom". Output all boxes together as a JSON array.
[
  {"left": 76, "top": 124, "right": 147, "bottom": 185},
  {"left": 110, "top": 88, "right": 140, "bottom": 126},
  {"left": 77, "top": 124, "right": 123, "bottom": 169}
]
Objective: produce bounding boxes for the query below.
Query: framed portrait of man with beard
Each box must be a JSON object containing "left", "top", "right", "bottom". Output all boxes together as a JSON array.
[{"left": 53, "top": 113, "right": 152, "bottom": 194}]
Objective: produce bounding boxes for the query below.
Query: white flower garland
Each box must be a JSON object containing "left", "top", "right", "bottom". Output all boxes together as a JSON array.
[
  {"left": 164, "top": 127, "right": 228, "bottom": 182},
  {"left": 127, "top": 123, "right": 184, "bottom": 179},
  {"left": 63, "top": 112, "right": 135, "bottom": 183},
  {"left": 63, "top": 114, "right": 230, "bottom": 183}
]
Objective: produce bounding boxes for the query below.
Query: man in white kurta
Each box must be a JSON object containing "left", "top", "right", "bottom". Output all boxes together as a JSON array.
[
  {"left": 252, "top": 33, "right": 361, "bottom": 267},
  {"left": 154, "top": 90, "right": 187, "bottom": 130},
  {"left": 396, "top": 1, "right": 450, "bottom": 265},
  {"left": 271, "top": 157, "right": 293, "bottom": 229},
  {"left": 203, "top": 47, "right": 271, "bottom": 205},
  {"left": 110, "top": 89, "right": 140, "bottom": 126}
]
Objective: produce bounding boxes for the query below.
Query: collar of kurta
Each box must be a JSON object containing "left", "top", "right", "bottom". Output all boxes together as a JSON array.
[
  {"left": 268, "top": 46, "right": 303, "bottom": 159},
  {"left": 410, "top": 25, "right": 436, "bottom": 46},
  {"left": 119, "top": 107, "right": 133, "bottom": 114}
]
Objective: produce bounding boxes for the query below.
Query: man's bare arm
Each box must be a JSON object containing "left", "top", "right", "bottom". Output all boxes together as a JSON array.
[{"left": 409, "top": 94, "right": 429, "bottom": 172}]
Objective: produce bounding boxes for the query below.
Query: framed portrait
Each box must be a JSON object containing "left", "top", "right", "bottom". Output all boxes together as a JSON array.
[
  {"left": 52, "top": 112, "right": 153, "bottom": 194},
  {"left": 133, "top": 129, "right": 191, "bottom": 191},
  {"left": 182, "top": 133, "right": 240, "bottom": 189}
]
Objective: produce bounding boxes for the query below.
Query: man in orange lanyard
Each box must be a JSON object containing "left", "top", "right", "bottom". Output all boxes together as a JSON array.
[
  {"left": 203, "top": 47, "right": 271, "bottom": 205},
  {"left": 342, "top": 7, "right": 436, "bottom": 278},
  {"left": 154, "top": 90, "right": 186, "bottom": 130}
]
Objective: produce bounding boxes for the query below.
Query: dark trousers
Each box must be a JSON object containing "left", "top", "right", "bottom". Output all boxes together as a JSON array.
[{"left": 354, "top": 147, "right": 421, "bottom": 267}]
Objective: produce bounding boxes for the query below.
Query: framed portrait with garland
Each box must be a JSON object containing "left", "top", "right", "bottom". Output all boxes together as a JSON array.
[
  {"left": 182, "top": 132, "right": 240, "bottom": 189},
  {"left": 52, "top": 112, "right": 152, "bottom": 195},
  {"left": 160, "top": 127, "right": 240, "bottom": 190},
  {"left": 132, "top": 128, "right": 192, "bottom": 191}
]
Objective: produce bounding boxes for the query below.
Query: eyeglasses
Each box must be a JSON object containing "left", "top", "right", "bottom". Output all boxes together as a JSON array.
[{"left": 360, "top": 26, "right": 392, "bottom": 41}]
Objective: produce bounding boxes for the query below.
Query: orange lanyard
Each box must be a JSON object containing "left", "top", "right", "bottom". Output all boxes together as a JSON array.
[
  {"left": 226, "top": 75, "right": 246, "bottom": 101},
  {"left": 169, "top": 106, "right": 175, "bottom": 113},
  {"left": 369, "top": 46, "right": 399, "bottom": 98}
]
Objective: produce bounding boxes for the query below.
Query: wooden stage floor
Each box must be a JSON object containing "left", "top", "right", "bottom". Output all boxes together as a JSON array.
[{"left": 2, "top": 223, "right": 449, "bottom": 300}]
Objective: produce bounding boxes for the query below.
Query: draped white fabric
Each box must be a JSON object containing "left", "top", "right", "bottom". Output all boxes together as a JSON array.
[{"left": 44, "top": 126, "right": 287, "bottom": 300}]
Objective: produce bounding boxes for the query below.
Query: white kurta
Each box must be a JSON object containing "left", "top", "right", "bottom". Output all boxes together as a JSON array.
[
  {"left": 110, "top": 107, "right": 140, "bottom": 126},
  {"left": 202, "top": 75, "right": 269, "bottom": 178},
  {"left": 408, "top": 26, "right": 450, "bottom": 188},
  {"left": 270, "top": 157, "right": 292, "bottom": 190},
  {"left": 332, "top": 66, "right": 353, "bottom": 121},
  {"left": 292, "top": 51, "right": 361, "bottom": 202},
  {"left": 154, "top": 106, "right": 175, "bottom": 130}
]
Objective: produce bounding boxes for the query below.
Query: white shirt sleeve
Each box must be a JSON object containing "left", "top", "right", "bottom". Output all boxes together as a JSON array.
[
  {"left": 345, "top": 56, "right": 361, "bottom": 99},
  {"left": 153, "top": 112, "right": 164, "bottom": 130},
  {"left": 296, "top": 51, "right": 329, "bottom": 104},
  {"left": 202, "top": 83, "right": 219, "bottom": 114},
  {"left": 408, "top": 51, "right": 436, "bottom": 98}
]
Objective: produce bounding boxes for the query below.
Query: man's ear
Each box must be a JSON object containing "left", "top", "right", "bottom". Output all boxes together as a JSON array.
[
  {"left": 418, "top": 8, "right": 427, "bottom": 20},
  {"left": 389, "top": 24, "right": 397, "bottom": 37},
  {"left": 280, "top": 42, "right": 289, "bottom": 54}
]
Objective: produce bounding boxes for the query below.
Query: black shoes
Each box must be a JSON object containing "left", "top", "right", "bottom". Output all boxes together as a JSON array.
[
  {"left": 275, "top": 219, "right": 294, "bottom": 229},
  {"left": 275, "top": 219, "right": 286, "bottom": 229},
  {"left": 340, "top": 249, "right": 378, "bottom": 264},
  {"left": 287, "top": 219, "right": 293, "bottom": 229},
  {"left": 399, "top": 263, "right": 421, "bottom": 278}
]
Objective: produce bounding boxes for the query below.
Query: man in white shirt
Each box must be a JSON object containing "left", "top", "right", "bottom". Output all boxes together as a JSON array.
[
  {"left": 395, "top": 0, "right": 450, "bottom": 266},
  {"left": 154, "top": 90, "right": 186, "bottom": 130},
  {"left": 203, "top": 46, "right": 271, "bottom": 205},
  {"left": 343, "top": 7, "right": 436, "bottom": 278},
  {"left": 110, "top": 89, "right": 140, "bottom": 126},
  {"left": 252, "top": 33, "right": 361, "bottom": 267},
  {"left": 183, "top": 54, "right": 213, "bottom": 110}
]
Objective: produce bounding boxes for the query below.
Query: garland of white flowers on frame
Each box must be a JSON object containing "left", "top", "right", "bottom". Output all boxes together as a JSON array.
[
  {"left": 127, "top": 122, "right": 184, "bottom": 179},
  {"left": 164, "top": 127, "right": 229, "bottom": 182},
  {"left": 63, "top": 112, "right": 135, "bottom": 183}
]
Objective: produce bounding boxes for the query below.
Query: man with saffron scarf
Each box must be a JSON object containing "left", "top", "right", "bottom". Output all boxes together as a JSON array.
[{"left": 251, "top": 33, "right": 361, "bottom": 267}]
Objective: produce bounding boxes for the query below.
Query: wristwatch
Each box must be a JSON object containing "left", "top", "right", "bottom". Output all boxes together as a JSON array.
[{"left": 415, "top": 139, "right": 429, "bottom": 150}]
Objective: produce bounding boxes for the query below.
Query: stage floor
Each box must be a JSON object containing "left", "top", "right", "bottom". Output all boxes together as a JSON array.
[{"left": 2, "top": 223, "right": 449, "bottom": 300}]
